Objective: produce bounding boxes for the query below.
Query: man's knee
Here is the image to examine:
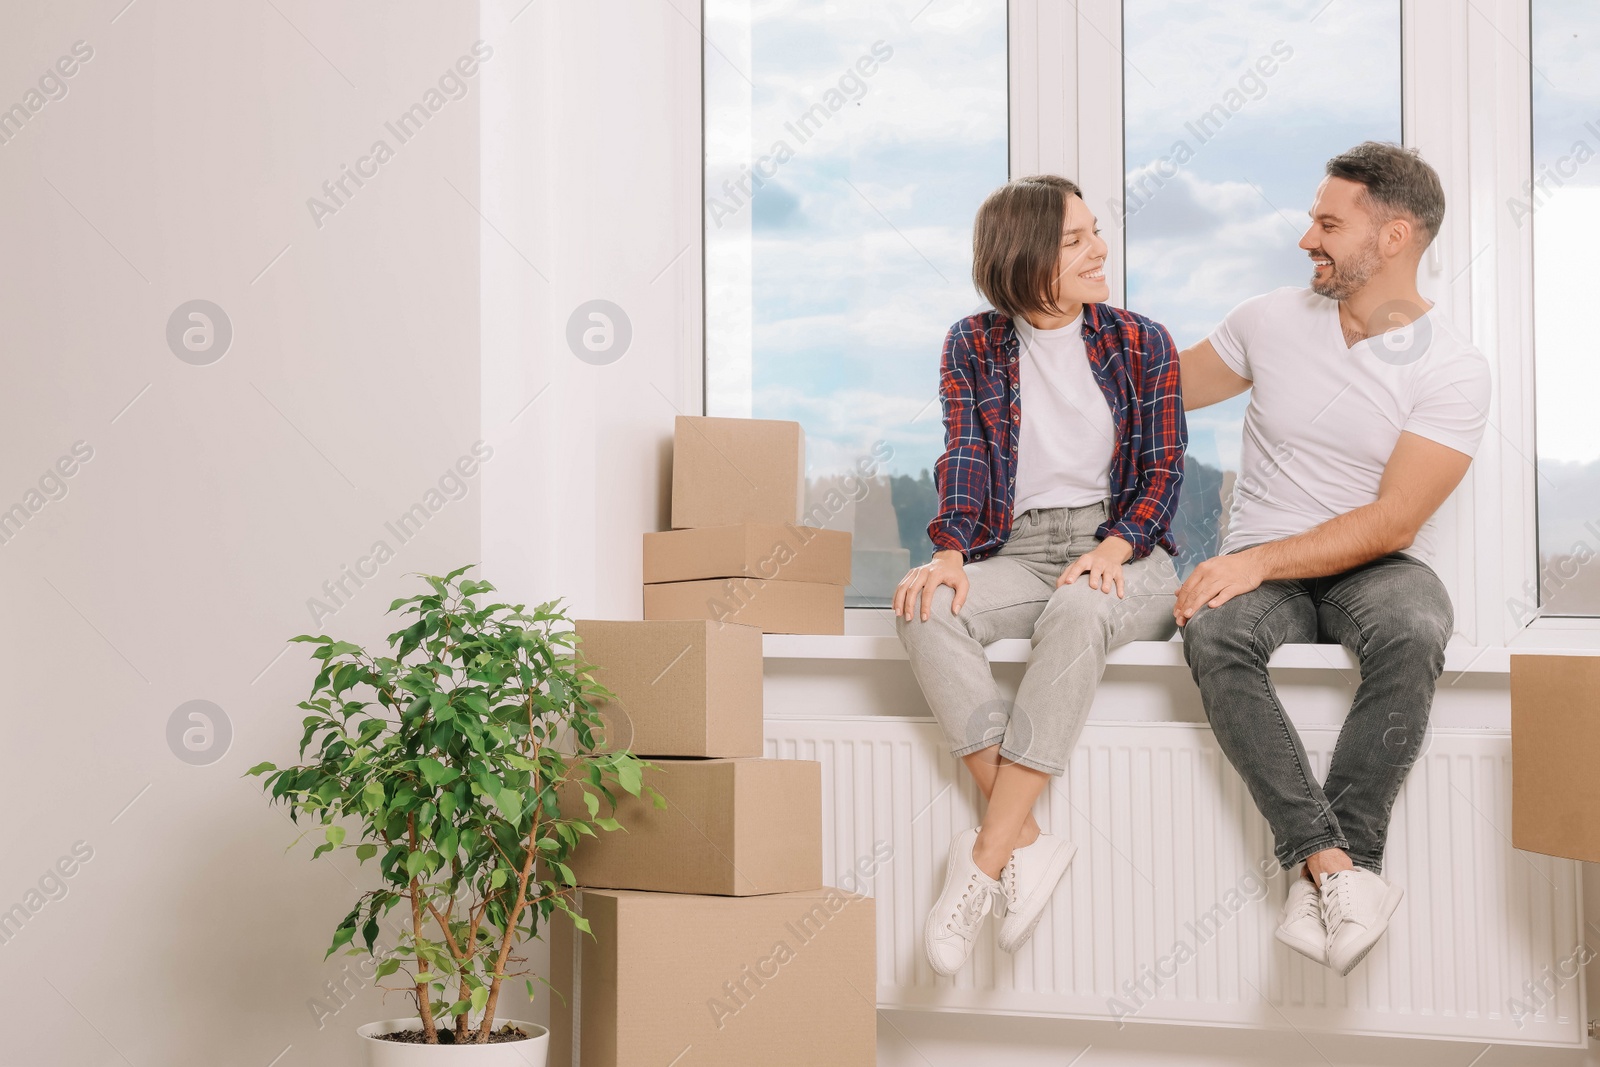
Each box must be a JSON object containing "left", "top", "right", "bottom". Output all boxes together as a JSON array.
[
  {"left": 1351, "top": 565, "right": 1454, "bottom": 665},
  {"left": 1180, "top": 598, "right": 1247, "bottom": 665}
]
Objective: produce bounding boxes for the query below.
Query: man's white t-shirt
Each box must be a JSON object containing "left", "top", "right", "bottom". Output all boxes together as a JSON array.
[
  {"left": 1013, "top": 313, "right": 1116, "bottom": 515},
  {"left": 1207, "top": 286, "right": 1492, "bottom": 565}
]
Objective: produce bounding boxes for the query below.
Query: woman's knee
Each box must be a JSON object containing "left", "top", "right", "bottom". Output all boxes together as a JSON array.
[
  {"left": 1032, "top": 581, "right": 1117, "bottom": 645},
  {"left": 894, "top": 582, "right": 962, "bottom": 640}
]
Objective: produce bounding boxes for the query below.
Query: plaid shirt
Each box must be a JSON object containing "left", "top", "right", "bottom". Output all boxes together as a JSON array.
[{"left": 926, "top": 303, "right": 1186, "bottom": 563}]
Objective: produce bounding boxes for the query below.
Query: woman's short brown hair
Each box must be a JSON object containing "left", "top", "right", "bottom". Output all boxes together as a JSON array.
[{"left": 971, "top": 174, "right": 1083, "bottom": 321}]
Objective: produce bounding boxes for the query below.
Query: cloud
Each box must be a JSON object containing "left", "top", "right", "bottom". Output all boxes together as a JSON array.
[{"left": 1534, "top": 186, "right": 1600, "bottom": 463}]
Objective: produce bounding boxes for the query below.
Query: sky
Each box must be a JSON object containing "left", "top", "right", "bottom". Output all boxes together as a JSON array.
[
  {"left": 1531, "top": 0, "right": 1600, "bottom": 602},
  {"left": 1123, "top": 0, "right": 1401, "bottom": 476},
  {"left": 1532, "top": 0, "right": 1600, "bottom": 467},
  {"left": 704, "top": 0, "right": 1007, "bottom": 489}
]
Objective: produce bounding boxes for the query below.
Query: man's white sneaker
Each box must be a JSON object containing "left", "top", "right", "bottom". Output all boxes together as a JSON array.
[
  {"left": 997, "top": 833, "right": 1077, "bottom": 953},
  {"left": 1274, "top": 869, "right": 1327, "bottom": 966},
  {"left": 924, "top": 828, "right": 1000, "bottom": 976},
  {"left": 1321, "top": 867, "right": 1404, "bottom": 976}
]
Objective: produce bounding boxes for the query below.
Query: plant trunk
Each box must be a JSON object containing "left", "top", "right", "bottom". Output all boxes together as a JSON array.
[
  {"left": 410, "top": 876, "right": 439, "bottom": 1043},
  {"left": 474, "top": 842, "right": 539, "bottom": 1042}
]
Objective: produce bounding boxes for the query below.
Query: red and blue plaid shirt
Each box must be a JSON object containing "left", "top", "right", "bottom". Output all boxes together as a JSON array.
[{"left": 927, "top": 303, "right": 1186, "bottom": 563}]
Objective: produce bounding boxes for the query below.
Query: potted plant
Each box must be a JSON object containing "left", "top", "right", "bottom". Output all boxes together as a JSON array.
[{"left": 249, "top": 566, "right": 655, "bottom": 1063}]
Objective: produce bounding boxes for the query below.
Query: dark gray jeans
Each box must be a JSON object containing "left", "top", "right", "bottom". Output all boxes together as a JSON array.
[{"left": 1180, "top": 550, "right": 1453, "bottom": 873}]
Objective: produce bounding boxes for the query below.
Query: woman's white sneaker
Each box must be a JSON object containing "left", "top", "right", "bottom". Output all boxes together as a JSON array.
[
  {"left": 1274, "top": 868, "right": 1327, "bottom": 965},
  {"left": 924, "top": 828, "right": 1000, "bottom": 976},
  {"left": 996, "top": 833, "right": 1077, "bottom": 953},
  {"left": 1321, "top": 867, "right": 1404, "bottom": 976}
]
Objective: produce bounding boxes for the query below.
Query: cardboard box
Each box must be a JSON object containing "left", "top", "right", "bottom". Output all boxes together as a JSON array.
[
  {"left": 573, "top": 619, "right": 763, "bottom": 758},
  {"left": 559, "top": 758, "right": 822, "bottom": 895},
  {"left": 643, "top": 523, "right": 852, "bottom": 585},
  {"left": 644, "top": 577, "right": 844, "bottom": 635},
  {"left": 671, "top": 415, "right": 806, "bottom": 529},
  {"left": 1511, "top": 654, "right": 1600, "bottom": 861},
  {"left": 548, "top": 887, "right": 876, "bottom": 1067}
]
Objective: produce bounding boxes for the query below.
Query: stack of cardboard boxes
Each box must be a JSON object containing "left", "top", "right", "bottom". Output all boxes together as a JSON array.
[
  {"left": 545, "top": 417, "right": 875, "bottom": 1065},
  {"left": 643, "top": 415, "right": 852, "bottom": 634}
]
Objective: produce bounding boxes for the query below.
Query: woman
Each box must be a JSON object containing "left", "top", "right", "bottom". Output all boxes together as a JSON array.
[{"left": 894, "top": 174, "right": 1186, "bottom": 976}]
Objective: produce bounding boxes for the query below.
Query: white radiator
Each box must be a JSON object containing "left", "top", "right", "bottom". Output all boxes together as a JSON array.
[{"left": 763, "top": 716, "right": 1587, "bottom": 1047}]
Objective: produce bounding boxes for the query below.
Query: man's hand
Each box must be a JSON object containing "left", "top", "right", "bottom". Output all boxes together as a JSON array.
[
  {"left": 1057, "top": 536, "right": 1134, "bottom": 597},
  {"left": 895, "top": 549, "right": 968, "bottom": 622},
  {"left": 1174, "top": 550, "right": 1265, "bottom": 625}
]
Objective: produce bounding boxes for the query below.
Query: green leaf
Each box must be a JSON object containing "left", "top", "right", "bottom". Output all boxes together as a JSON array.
[
  {"left": 245, "top": 761, "right": 277, "bottom": 776},
  {"left": 494, "top": 788, "right": 523, "bottom": 822},
  {"left": 356, "top": 843, "right": 378, "bottom": 862},
  {"left": 324, "top": 925, "right": 356, "bottom": 959},
  {"left": 615, "top": 759, "right": 643, "bottom": 797},
  {"left": 418, "top": 757, "right": 459, "bottom": 788},
  {"left": 325, "top": 825, "right": 346, "bottom": 848},
  {"left": 397, "top": 619, "right": 427, "bottom": 659}
]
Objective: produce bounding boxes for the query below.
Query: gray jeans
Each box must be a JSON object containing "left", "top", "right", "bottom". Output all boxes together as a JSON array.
[
  {"left": 1180, "top": 550, "right": 1454, "bottom": 873},
  {"left": 895, "top": 500, "right": 1180, "bottom": 775}
]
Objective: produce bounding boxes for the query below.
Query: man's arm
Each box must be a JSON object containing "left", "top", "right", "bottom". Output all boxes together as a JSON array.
[
  {"left": 1179, "top": 338, "right": 1252, "bottom": 411},
  {"left": 1174, "top": 431, "right": 1474, "bottom": 624}
]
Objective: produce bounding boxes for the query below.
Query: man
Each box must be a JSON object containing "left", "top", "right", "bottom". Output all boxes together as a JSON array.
[{"left": 1176, "top": 142, "right": 1492, "bottom": 976}]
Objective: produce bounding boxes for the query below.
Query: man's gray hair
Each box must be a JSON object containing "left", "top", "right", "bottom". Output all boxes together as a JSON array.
[{"left": 1325, "top": 141, "right": 1446, "bottom": 246}]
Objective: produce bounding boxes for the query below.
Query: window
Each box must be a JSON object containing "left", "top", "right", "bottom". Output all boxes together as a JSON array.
[
  {"left": 1531, "top": 0, "right": 1600, "bottom": 617},
  {"left": 1121, "top": 0, "right": 1402, "bottom": 573},
  {"left": 703, "top": 0, "right": 1008, "bottom": 607}
]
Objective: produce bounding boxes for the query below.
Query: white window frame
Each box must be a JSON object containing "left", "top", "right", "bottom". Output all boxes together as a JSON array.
[{"left": 1007, "top": 0, "right": 1591, "bottom": 651}]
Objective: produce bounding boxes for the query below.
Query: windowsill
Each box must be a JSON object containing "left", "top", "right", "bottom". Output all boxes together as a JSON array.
[{"left": 764, "top": 633, "right": 1599, "bottom": 674}]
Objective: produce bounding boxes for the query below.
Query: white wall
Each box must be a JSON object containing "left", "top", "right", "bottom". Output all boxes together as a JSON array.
[{"left": 1, "top": 2, "right": 482, "bottom": 1063}]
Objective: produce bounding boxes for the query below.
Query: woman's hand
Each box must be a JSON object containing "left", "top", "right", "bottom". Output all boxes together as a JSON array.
[
  {"left": 895, "top": 550, "right": 968, "bottom": 621},
  {"left": 1056, "top": 536, "right": 1134, "bottom": 597}
]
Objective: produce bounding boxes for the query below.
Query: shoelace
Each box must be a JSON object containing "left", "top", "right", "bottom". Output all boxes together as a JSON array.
[
  {"left": 1000, "top": 857, "right": 1019, "bottom": 911},
  {"left": 947, "top": 874, "right": 992, "bottom": 936},
  {"left": 1322, "top": 873, "right": 1353, "bottom": 934},
  {"left": 1289, "top": 882, "right": 1322, "bottom": 925}
]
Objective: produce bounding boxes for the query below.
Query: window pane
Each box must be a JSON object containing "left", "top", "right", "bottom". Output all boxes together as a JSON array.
[
  {"left": 1122, "top": 0, "right": 1402, "bottom": 573},
  {"left": 1533, "top": 0, "right": 1600, "bottom": 616},
  {"left": 704, "top": 0, "right": 1008, "bottom": 607}
]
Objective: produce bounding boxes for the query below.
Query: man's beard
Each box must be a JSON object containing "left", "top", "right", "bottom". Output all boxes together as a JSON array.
[{"left": 1310, "top": 235, "right": 1382, "bottom": 301}]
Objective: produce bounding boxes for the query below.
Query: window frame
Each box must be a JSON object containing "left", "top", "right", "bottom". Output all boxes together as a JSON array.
[
  {"left": 696, "top": 0, "right": 1594, "bottom": 645},
  {"left": 1016, "top": 0, "right": 1579, "bottom": 648}
]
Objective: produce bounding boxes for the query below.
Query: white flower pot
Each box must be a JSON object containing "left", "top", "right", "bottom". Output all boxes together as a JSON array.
[{"left": 358, "top": 1017, "right": 548, "bottom": 1066}]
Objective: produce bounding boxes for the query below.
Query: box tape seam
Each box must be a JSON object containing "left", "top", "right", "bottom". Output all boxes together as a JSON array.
[{"left": 572, "top": 887, "right": 582, "bottom": 1066}]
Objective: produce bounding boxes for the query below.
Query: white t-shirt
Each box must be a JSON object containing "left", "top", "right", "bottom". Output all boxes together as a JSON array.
[
  {"left": 1207, "top": 286, "right": 1492, "bottom": 564},
  {"left": 1013, "top": 313, "right": 1116, "bottom": 515}
]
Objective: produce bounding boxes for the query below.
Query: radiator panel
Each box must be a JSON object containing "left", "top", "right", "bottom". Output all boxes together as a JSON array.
[{"left": 763, "top": 717, "right": 1586, "bottom": 1047}]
